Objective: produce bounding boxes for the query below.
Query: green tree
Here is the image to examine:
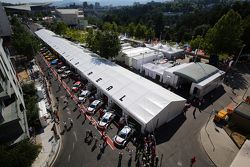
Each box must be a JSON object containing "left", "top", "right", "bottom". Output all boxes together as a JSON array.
[
  {"left": 53, "top": 22, "right": 68, "bottom": 35},
  {"left": 204, "top": 9, "right": 243, "bottom": 55},
  {"left": 190, "top": 35, "right": 204, "bottom": 50},
  {"left": 99, "top": 31, "right": 121, "bottom": 59},
  {"left": 242, "top": 15, "right": 250, "bottom": 53},
  {"left": 0, "top": 139, "right": 41, "bottom": 167},
  {"left": 22, "top": 83, "right": 39, "bottom": 125},
  {"left": 11, "top": 18, "right": 39, "bottom": 60},
  {"left": 102, "top": 22, "right": 118, "bottom": 32},
  {"left": 127, "top": 23, "right": 136, "bottom": 37}
]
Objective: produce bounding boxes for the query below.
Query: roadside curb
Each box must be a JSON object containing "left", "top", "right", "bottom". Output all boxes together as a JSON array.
[
  {"left": 48, "top": 125, "right": 62, "bottom": 167},
  {"left": 199, "top": 125, "right": 216, "bottom": 167}
]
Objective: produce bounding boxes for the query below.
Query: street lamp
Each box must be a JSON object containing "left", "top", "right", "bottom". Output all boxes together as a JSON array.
[{"left": 235, "top": 44, "right": 246, "bottom": 65}]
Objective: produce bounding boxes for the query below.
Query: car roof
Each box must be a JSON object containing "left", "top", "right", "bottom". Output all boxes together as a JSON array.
[
  {"left": 91, "top": 100, "right": 101, "bottom": 105},
  {"left": 75, "top": 81, "right": 81, "bottom": 84},
  {"left": 103, "top": 112, "right": 112, "bottom": 119},
  {"left": 120, "top": 126, "right": 131, "bottom": 134}
]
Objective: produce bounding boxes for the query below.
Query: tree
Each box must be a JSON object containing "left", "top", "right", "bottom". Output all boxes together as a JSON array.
[
  {"left": 209, "top": 54, "right": 219, "bottom": 67},
  {"left": 53, "top": 22, "right": 68, "bottom": 35},
  {"left": 190, "top": 35, "right": 204, "bottom": 50},
  {"left": 11, "top": 17, "right": 39, "bottom": 60},
  {"left": 204, "top": 9, "right": 243, "bottom": 55},
  {"left": 127, "top": 23, "right": 136, "bottom": 37},
  {"left": 99, "top": 31, "right": 121, "bottom": 59},
  {"left": 0, "top": 139, "right": 41, "bottom": 167},
  {"left": 242, "top": 15, "right": 250, "bottom": 53},
  {"left": 102, "top": 22, "right": 118, "bottom": 32},
  {"left": 22, "top": 83, "right": 39, "bottom": 125}
]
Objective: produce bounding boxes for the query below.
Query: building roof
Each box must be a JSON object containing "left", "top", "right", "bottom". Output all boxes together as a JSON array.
[
  {"left": 143, "top": 62, "right": 174, "bottom": 75},
  {"left": 35, "top": 29, "right": 186, "bottom": 126},
  {"left": 234, "top": 102, "right": 250, "bottom": 120},
  {"left": 56, "top": 9, "right": 79, "bottom": 14},
  {"left": 4, "top": 3, "right": 51, "bottom": 11},
  {"left": 0, "top": 3, "right": 12, "bottom": 37},
  {"left": 122, "top": 47, "right": 153, "bottom": 58},
  {"left": 145, "top": 43, "right": 184, "bottom": 54},
  {"left": 173, "top": 62, "right": 219, "bottom": 83}
]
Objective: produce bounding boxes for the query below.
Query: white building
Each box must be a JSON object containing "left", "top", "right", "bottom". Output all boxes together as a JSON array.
[
  {"left": 55, "top": 9, "right": 87, "bottom": 28},
  {"left": 36, "top": 29, "right": 186, "bottom": 133}
]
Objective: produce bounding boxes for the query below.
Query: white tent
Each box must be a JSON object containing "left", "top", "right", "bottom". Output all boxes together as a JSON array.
[
  {"left": 142, "top": 61, "right": 175, "bottom": 82},
  {"left": 38, "top": 100, "right": 49, "bottom": 127},
  {"left": 117, "top": 47, "right": 154, "bottom": 66},
  {"left": 145, "top": 43, "right": 184, "bottom": 60},
  {"left": 132, "top": 51, "right": 164, "bottom": 70},
  {"left": 36, "top": 29, "right": 186, "bottom": 133}
]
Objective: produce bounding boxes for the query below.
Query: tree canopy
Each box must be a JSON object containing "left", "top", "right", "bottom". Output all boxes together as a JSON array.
[{"left": 204, "top": 9, "right": 243, "bottom": 55}]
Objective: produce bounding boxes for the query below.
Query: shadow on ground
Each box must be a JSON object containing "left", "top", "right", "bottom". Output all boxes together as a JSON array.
[
  {"left": 224, "top": 65, "right": 249, "bottom": 90},
  {"left": 154, "top": 114, "right": 186, "bottom": 145}
]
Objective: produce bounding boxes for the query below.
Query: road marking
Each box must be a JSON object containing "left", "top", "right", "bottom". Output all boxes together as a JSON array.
[
  {"left": 72, "top": 142, "right": 75, "bottom": 150},
  {"left": 68, "top": 154, "right": 71, "bottom": 162},
  {"left": 73, "top": 131, "right": 78, "bottom": 141}
]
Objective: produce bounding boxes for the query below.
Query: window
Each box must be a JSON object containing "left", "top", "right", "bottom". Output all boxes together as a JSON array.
[{"left": 3, "top": 93, "right": 17, "bottom": 107}]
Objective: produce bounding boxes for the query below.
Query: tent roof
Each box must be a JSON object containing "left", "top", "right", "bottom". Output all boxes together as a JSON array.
[
  {"left": 122, "top": 47, "right": 153, "bottom": 58},
  {"left": 173, "top": 62, "right": 219, "bottom": 83},
  {"left": 143, "top": 62, "right": 174, "bottom": 75},
  {"left": 36, "top": 29, "right": 186, "bottom": 126}
]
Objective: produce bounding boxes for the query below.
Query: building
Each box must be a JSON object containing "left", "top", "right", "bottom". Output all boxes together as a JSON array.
[
  {"left": 4, "top": 3, "right": 52, "bottom": 15},
  {"left": 55, "top": 9, "right": 88, "bottom": 28},
  {"left": 0, "top": 3, "right": 29, "bottom": 144},
  {"left": 36, "top": 29, "right": 186, "bottom": 133},
  {"left": 231, "top": 102, "right": 250, "bottom": 132},
  {"left": 230, "top": 140, "right": 250, "bottom": 167}
]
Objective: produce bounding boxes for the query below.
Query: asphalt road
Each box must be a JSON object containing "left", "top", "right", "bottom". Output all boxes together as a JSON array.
[{"left": 36, "top": 44, "right": 249, "bottom": 167}]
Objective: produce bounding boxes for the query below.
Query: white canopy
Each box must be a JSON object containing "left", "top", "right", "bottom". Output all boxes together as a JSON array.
[{"left": 36, "top": 29, "right": 186, "bottom": 132}]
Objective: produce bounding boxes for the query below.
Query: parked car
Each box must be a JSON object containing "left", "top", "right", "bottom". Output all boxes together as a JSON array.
[
  {"left": 51, "top": 59, "right": 58, "bottom": 65},
  {"left": 61, "top": 70, "right": 72, "bottom": 79},
  {"left": 72, "top": 81, "right": 82, "bottom": 92},
  {"left": 57, "top": 66, "right": 68, "bottom": 74},
  {"left": 86, "top": 100, "right": 103, "bottom": 115},
  {"left": 113, "top": 126, "right": 134, "bottom": 148},
  {"left": 69, "top": 73, "right": 80, "bottom": 80},
  {"left": 56, "top": 62, "right": 64, "bottom": 69},
  {"left": 97, "top": 112, "right": 115, "bottom": 130},
  {"left": 78, "top": 90, "right": 90, "bottom": 103}
]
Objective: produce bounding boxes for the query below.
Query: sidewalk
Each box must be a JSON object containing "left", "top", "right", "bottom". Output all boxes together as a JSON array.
[
  {"left": 32, "top": 119, "right": 60, "bottom": 167},
  {"left": 32, "top": 58, "right": 61, "bottom": 167},
  {"left": 200, "top": 119, "right": 239, "bottom": 167}
]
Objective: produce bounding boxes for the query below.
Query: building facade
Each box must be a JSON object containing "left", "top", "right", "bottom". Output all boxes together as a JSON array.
[
  {"left": 0, "top": 3, "right": 29, "bottom": 145},
  {"left": 55, "top": 9, "right": 88, "bottom": 28}
]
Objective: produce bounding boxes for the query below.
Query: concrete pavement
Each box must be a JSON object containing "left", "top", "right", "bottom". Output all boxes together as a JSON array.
[
  {"left": 200, "top": 119, "right": 239, "bottom": 167},
  {"left": 31, "top": 59, "right": 61, "bottom": 167}
]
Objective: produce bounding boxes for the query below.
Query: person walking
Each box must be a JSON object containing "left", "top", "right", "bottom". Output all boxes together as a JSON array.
[
  {"left": 193, "top": 107, "right": 196, "bottom": 119},
  {"left": 68, "top": 118, "right": 73, "bottom": 127},
  {"left": 190, "top": 156, "right": 196, "bottom": 167},
  {"left": 63, "top": 121, "right": 67, "bottom": 130}
]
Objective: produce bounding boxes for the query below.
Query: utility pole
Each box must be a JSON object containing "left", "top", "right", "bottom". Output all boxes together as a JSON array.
[{"left": 234, "top": 44, "right": 246, "bottom": 66}]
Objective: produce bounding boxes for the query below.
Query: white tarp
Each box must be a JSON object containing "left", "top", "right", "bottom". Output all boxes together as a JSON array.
[
  {"left": 142, "top": 61, "right": 174, "bottom": 82},
  {"left": 36, "top": 29, "right": 186, "bottom": 132},
  {"left": 38, "top": 100, "right": 48, "bottom": 127},
  {"left": 145, "top": 43, "right": 184, "bottom": 59},
  {"left": 132, "top": 51, "right": 164, "bottom": 70}
]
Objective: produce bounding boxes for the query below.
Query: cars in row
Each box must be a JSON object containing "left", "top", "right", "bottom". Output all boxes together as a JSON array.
[{"left": 41, "top": 48, "right": 135, "bottom": 148}]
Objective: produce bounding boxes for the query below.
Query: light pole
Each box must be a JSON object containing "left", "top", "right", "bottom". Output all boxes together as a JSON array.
[{"left": 235, "top": 44, "right": 246, "bottom": 66}]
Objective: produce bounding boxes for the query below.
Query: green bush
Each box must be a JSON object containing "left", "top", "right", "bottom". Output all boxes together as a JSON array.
[{"left": 0, "top": 139, "right": 41, "bottom": 167}]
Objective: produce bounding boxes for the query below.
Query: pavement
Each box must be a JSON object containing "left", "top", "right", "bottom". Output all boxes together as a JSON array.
[
  {"left": 31, "top": 61, "right": 61, "bottom": 167},
  {"left": 200, "top": 93, "right": 249, "bottom": 167}
]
